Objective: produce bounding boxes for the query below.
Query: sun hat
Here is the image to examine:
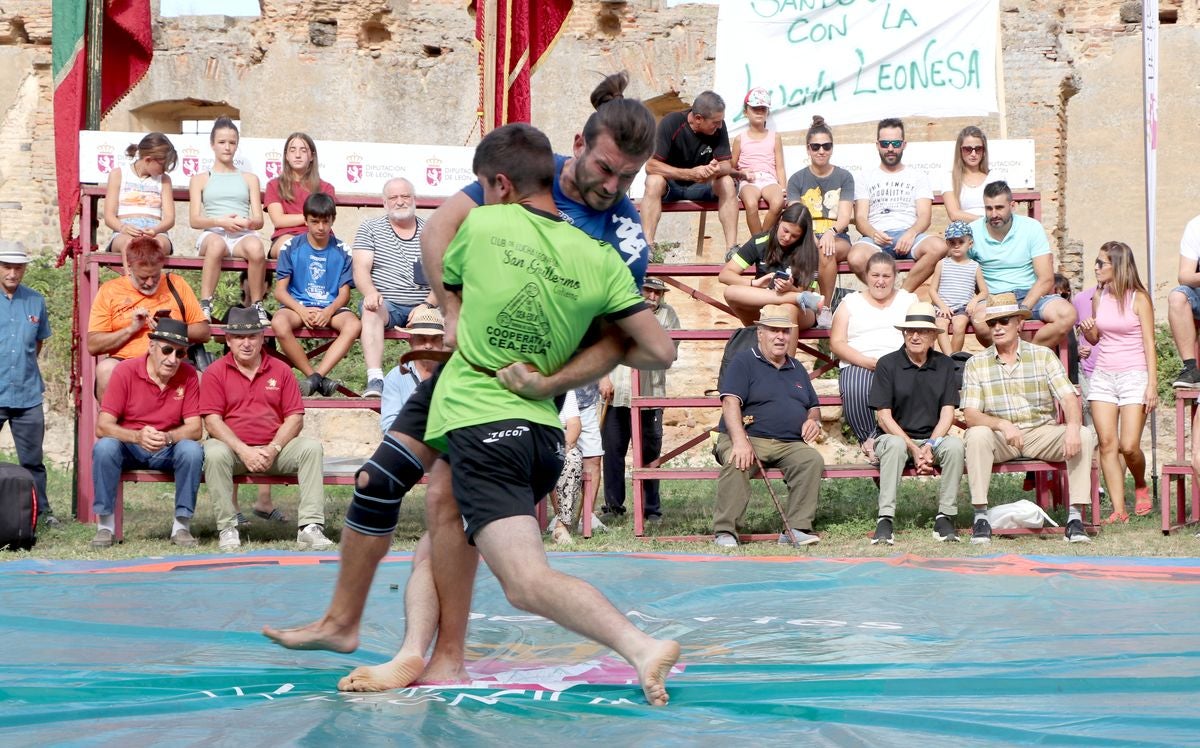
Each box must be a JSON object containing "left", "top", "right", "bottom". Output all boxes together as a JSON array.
[
  {"left": 755, "top": 304, "right": 797, "bottom": 329},
  {"left": 744, "top": 87, "right": 771, "bottom": 110},
  {"left": 981, "top": 292, "right": 1032, "bottom": 323},
  {"left": 894, "top": 301, "right": 940, "bottom": 331},
  {"left": 407, "top": 306, "right": 445, "bottom": 333},
  {"left": 0, "top": 240, "right": 30, "bottom": 264},
  {"left": 225, "top": 305, "right": 267, "bottom": 333},
  {"left": 642, "top": 277, "right": 668, "bottom": 292},
  {"left": 147, "top": 317, "right": 189, "bottom": 347}
]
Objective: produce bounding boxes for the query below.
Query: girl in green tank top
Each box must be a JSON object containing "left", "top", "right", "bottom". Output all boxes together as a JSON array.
[{"left": 187, "top": 116, "right": 268, "bottom": 326}]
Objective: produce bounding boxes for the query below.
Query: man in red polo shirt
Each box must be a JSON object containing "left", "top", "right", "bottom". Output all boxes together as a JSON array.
[
  {"left": 200, "top": 306, "right": 334, "bottom": 552},
  {"left": 91, "top": 318, "right": 203, "bottom": 549}
]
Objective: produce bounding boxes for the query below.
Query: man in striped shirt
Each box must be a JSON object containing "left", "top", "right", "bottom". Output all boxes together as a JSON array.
[{"left": 353, "top": 177, "right": 436, "bottom": 397}]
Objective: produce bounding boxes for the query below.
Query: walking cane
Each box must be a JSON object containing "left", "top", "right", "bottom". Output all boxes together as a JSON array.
[{"left": 754, "top": 455, "right": 799, "bottom": 548}]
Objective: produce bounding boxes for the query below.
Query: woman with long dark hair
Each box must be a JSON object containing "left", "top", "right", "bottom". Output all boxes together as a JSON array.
[{"left": 718, "top": 202, "right": 821, "bottom": 338}]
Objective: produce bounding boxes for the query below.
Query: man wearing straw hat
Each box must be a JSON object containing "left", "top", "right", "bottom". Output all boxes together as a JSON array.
[
  {"left": 0, "top": 240, "right": 54, "bottom": 526},
  {"left": 90, "top": 317, "right": 203, "bottom": 548},
  {"left": 379, "top": 306, "right": 445, "bottom": 434},
  {"left": 712, "top": 304, "right": 824, "bottom": 547},
  {"left": 868, "top": 301, "right": 965, "bottom": 545},
  {"left": 962, "top": 292, "right": 1095, "bottom": 544}
]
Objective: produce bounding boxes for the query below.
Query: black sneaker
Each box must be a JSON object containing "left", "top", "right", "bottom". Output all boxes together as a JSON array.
[
  {"left": 1064, "top": 518, "right": 1092, "bottom": 543},
  {"left": 317, "top": 376, "right": 340, "bottom": 397},
  {"left": 871, "top": 517, "right": 894, "bottom": 545},
  {"left": 1173, "top": 366, "right": 1200, "bottom": 389},
  {"left": 299, "top": 373, "right": 322, "bottom": 396},
  {"left": 933, "top": 514, "right": 959, "bottom": 542},
  {"left": 971, "top": 517, "right": 992, "bottom": 544},
  {"left": 598, "top": 506, "right": 625, "bottom": 523}
]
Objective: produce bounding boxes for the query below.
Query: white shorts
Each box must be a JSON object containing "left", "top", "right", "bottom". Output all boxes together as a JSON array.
[
  {"left": 1087, "top": 369, "right": 1148, "bottom": 407},
  {"left": 196, "top": 228, "right": 263, "bottom": 257},
  {"left": 738, "top": 173, "right": 780, "bottom": 195},
  {"left": 577, "top": 401, "right": 604, "bottom": 458}
]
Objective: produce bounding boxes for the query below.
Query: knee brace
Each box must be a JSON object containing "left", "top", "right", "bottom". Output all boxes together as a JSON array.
[{"left": 345, "top": 434, "right": 426, "bottom": 536}]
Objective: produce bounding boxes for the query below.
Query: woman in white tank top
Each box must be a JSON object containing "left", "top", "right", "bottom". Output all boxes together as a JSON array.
[{"left": 102, "top": 132, "right": 177, "bottom": 269}]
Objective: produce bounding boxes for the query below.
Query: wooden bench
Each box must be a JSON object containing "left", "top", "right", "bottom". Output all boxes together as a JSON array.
[{"left": 1162, "top": 390, "right": 1200, "bottom": 535}]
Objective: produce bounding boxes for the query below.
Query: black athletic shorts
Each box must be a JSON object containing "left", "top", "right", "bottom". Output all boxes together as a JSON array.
[
  {"left": 445, "top": 419, "right": 564, "bottom": 544},
  {"left": 388, "top": 364, "right": 442, "bottom": 443}
]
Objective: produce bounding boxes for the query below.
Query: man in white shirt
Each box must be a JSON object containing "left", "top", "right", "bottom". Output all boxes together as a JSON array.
[{"left": 848, "top": 118, "right": 948, "bottom": 293}]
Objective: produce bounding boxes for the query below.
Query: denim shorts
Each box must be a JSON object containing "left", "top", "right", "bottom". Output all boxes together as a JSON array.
[
  {"left": 360, "top": 299, "right": 418, "bottom": 328},
  {"left": 1172, "top": 285, "right": 1200, "bottom": 318},
  {"left": 664, "top": 180, "right": 716, "bottom": 203},
  {"left": 1011, "top": 288, "right": 1060, "bottom": 322},
  {"left": 854, "top": 228, "right": 936, "bottom": 258}
]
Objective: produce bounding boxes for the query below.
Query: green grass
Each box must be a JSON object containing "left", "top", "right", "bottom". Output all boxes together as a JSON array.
[{"left": 8, "top": 454, "right": 1197, "bottom": 561}]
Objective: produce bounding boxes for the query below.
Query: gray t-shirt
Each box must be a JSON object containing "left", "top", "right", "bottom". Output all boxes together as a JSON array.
[{"left": 785, "top": 166, "right": 855, "bottom": 235}]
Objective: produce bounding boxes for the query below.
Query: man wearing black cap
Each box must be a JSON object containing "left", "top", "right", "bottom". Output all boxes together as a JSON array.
[
  {"left": 91, "top": 317, "right": 204, "bottom": 548},
  {"left": 600, "top": 276, "right": 681, "bottom": 524},
  {"left": 200, "top": 306, "right": 333, "bottom": 551}
]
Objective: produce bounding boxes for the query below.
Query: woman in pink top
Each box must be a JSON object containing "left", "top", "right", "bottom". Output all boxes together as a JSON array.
[
  {"left": 1077, "top": 241, "right": 1157, "bottom": 521},
  {"left": 731, "top": 87, "right": 786, "bottom": 237},
  {"left": 265, "top": 132, "right": 336, "bottom": 257}
]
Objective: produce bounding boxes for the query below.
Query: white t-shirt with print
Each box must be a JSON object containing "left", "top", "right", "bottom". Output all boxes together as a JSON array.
[{"left": 860, "top": 166, "right": 933, "bottom": 233}]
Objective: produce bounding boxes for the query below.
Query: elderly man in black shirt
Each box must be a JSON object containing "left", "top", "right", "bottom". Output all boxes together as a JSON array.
[
  {"left": 712, "top": 305, "right": 824, "bottom": 547},
  {"left": 868, "top": 301, "right": 965, "bottom": 545}
]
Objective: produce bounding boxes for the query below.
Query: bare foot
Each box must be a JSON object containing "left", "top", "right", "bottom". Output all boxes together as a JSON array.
[
  {"left": 417, "top": 656, "right": 471, "bottom": 684},
  {"left": 338, "top": 652, "right": 425, "bottom": 692},
  {"left": 635, "top": 639, "right": 680, "bottom": 707},
  {"left": 262, "top": 619, "right": 359, "bottom": 653}
]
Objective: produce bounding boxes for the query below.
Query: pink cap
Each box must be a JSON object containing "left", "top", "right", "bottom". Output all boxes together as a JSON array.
[{"left": 744, "top": 87, "right": 771, "bottom": 109}]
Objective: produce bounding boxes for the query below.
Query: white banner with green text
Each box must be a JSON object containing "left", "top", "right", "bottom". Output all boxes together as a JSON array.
[{"left": 714, "top": 0, "right": 1000, "bottom": 131}]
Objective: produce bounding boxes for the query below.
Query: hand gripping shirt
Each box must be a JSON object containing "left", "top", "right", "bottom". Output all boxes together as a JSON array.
[{"left": 424, "top": 204, "right": 645, "bottom": 451}]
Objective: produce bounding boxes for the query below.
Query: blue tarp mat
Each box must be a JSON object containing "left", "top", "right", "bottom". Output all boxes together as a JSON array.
[{"left": 2, "top": 552, "right": 1199, "bottom": 746}]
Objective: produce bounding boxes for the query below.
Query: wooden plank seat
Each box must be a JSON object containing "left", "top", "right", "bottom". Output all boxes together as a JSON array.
[{"left": 1163, "top": 389, "right": 1200, "bottom": 535}]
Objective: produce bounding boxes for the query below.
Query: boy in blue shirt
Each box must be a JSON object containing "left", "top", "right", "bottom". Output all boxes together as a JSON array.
[{"left": 272, "top": 192, "right": 361, "bottom": 396}]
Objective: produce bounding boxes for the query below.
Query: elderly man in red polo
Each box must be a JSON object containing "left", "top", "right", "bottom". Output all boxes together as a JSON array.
[
  {"left": 91, "top": 317, "right": 203, "bottom": 549},
  {"left": 199, "top": 306, "right": 333, "bottom": 552}
]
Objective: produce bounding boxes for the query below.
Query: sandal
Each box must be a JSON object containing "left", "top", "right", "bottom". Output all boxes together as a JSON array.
[
  {"left": 1102, "top": 511, "right": 1129, "bottom": 525},
  {"left": 253, "top": 507, "right": 290, "bottom": 523},
  {"left": 1134, "top": 487, "right": 1153, "bottom": 516}
]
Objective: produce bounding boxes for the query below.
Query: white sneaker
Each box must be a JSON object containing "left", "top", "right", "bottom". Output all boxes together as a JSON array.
[
  {"left": 577, "top": 514, "right": 609, "bottom": 533},
  {"left": 298, "top": 523, "right": 335, "bottom": 550},
  {"left": 218, "top": 526, "right": 241, "bottom": 551},
  {"left": 816, "top": 307, "right": 834, "bottom": 329}
]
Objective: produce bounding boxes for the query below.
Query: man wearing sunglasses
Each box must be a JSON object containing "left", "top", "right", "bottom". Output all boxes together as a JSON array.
[
  {"left": 849, "top": 118, "right": 948, "bottom": 294},
  {"left": 90, "top": 317, "right": 203, "bottom": 549},
  {"left": 961, "top": 293, "right": 1095, "bottom": 544}
]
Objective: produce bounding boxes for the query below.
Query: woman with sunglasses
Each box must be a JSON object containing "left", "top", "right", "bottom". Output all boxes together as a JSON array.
[
  {"left": 785, "top": 115, "right": 855, "bottom": 308},
  {"left": 943, "top": 126, "right": 998, "bottom": 222},
  {"left": 1076, "top": 241, "right": 1157, "bottom": 521}
]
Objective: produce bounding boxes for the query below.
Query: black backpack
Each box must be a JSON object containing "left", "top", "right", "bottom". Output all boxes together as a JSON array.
[{"left": 0, "top": 462, "right": 36, "bottom": 551}]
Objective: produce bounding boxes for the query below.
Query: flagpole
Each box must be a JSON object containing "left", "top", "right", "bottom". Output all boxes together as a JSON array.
[
  {"left": 481, "top": 0, "right": 498, "bottom": 134},
  {"left": 1142, "top": 0, "right": 1159, "bottom": 498},
  {"left": 85, "top": 0, "right": 103, "bottom": 128}
]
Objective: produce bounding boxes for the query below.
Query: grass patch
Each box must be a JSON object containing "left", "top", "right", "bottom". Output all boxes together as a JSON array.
[{"left": 9, "top": 455, "right": 1196, "bottom": 561}]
